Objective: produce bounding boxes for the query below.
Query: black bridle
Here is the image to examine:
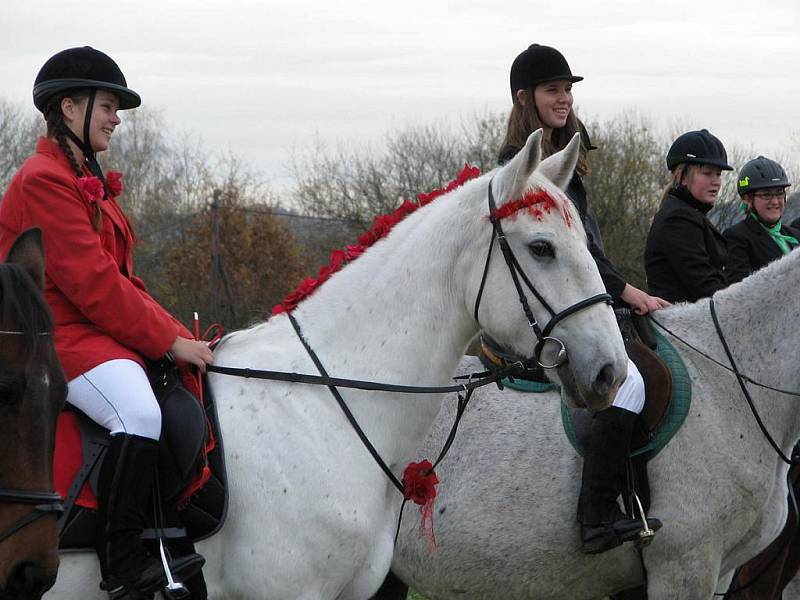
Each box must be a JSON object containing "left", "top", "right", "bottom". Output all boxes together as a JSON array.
[
  {"left": 0, "top": 330, "right": 64, "bottom": 544},
  {"left": 209, "top": 178, "right": 616, "bottom": 504},
  {"left": 0, "top": 490, "right": 63, "bottom": 544},
  {"left": 472, "top": 178, "right": 612, "bottom": 369}
]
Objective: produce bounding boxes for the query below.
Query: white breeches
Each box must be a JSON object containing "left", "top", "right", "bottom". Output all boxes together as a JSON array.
[
  {"left": 612, "top": 358, "right": 645, "bottom": 415},
  {"left": 67, "top": 359, "right": 161, "bottom": 440}
]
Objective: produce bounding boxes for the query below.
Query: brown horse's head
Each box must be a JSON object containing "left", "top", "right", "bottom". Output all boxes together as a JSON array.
[{"left": 0, "top": 229, "right": 66, "bottom": 599}]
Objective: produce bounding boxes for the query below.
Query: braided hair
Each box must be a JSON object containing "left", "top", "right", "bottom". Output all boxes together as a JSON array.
[{"left": 43, "top": 92, "right": 104, "bottom": 233}]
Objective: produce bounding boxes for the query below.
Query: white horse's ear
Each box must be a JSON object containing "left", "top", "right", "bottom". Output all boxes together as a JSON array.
[
  {"left": 536, "top": 132, "right": 581, "bottom": 191},
  {"left": 496, "top": 129, "right": 543, "bottom": 200}
]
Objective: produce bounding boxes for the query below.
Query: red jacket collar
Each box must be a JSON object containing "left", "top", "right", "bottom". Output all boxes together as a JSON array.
[{"left": 36, "top": 137, "right": 84, "bottom": 175}]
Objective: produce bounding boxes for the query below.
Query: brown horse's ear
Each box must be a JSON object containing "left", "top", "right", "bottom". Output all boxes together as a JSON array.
[{"left": 6, "top": 228, "right": 45, "bottom": 291}]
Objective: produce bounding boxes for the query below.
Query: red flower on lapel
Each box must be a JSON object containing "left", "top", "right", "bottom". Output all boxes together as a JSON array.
[
  {"left": 77, "top": 176, "right": 104, "bottom": 204},
  {"left": 106, "top": 171, "right": 123, "bottom": 197}
]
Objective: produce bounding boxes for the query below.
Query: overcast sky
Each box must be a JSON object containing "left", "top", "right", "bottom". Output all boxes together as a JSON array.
[{"left": 2, "top": 0, "right": 799, "bottom": 186}]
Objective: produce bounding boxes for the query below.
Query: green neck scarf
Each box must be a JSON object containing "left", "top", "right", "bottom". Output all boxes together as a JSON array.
[{"left": 750, "top": 212, "right": 799, "bottom": 254}]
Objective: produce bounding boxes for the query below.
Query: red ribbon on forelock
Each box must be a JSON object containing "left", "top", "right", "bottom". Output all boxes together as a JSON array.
[{"left": 403, "top": 459, "right": 440, "bottom": 549}]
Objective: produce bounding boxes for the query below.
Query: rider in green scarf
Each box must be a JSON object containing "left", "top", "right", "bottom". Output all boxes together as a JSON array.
[{"left": 724, "top": 156, "right": 799, "bottom": 284}]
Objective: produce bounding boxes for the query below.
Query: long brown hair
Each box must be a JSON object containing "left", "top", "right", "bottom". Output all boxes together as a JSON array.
[{"left": 498, "top": 87, "right": 589, "bottom": 176}]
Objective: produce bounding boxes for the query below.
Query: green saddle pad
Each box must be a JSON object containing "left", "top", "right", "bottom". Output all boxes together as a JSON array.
[{"left": 559, "top": 329, "right": 691, "bottom": 458}]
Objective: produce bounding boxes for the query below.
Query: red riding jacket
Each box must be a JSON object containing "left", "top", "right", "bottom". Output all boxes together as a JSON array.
[{"left": 0, "top": 137, "right": 188, "bottom": 380}]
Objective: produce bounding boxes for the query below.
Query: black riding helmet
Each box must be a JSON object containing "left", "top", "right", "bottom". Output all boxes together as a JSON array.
[
  {"left": 666, "top": 129, "right": 733, "bottom": 172},
  {"left": 510, "top": 44, "right": 583, "bottom": 99},
  {"left": 33, "top": 46, "right": 140, "bottom": 112},
  {"left": 33, "top": 47, "right": 140, "bottom": 184},
  {"left": 737, "top": 156, "right": 791, "bottom": 196}
]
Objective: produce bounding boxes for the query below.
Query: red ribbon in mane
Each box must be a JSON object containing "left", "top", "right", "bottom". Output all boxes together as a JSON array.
[{"left": 272, "top": 164, "right": 481, "bottom": 315}]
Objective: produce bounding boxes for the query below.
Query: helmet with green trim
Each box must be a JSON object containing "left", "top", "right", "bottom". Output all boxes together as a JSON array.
[{"left": 737, "top": 156, "right": 790, "bottom": 197}]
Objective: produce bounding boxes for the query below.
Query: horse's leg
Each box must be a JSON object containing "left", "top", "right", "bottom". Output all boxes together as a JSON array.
[
  {"left": 44, "top": 552, "right": 104, "bottom": 599},
  {"left": 339, "top": 531, "right": 396, "bottom": 600},
  {"left": 610, "top": 585, "right": 647, "bottom": 600},
  {"left": 370, "top": 570, "right": 409, "bottom": 600},
  {"left": 646, "top": 547, "right": 722, "bottom": 600}
]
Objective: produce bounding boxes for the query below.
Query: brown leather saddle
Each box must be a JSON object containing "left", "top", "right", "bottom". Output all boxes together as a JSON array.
[{"left": 619, "top": 311, "right": 673, "bottom": 449}]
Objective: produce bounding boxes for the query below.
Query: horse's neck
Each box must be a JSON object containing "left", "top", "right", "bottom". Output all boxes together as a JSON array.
[
  {"left": 658, "top": 250, "right": 800, "bottom": 451},
  {"left": 280, "top": 184, "right": 486, "bottom": 457},
  {"left": 296, "top": 189, "right": 482, "bottom": 383}
]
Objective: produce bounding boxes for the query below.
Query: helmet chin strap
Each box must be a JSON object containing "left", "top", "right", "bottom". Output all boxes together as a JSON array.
[{"left": 61, "top": 89, "right": 107, "bottom": 195}]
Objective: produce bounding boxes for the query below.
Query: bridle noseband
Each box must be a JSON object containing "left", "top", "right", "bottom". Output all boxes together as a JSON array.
[
  {"left": 0, "top": 490, "right": 63, "bottom": 544},
  {"left": 0, "top": 330, "right": 63, "bottom": 543},
  {"left": 473, "top": 178, "right": 612, "bottom": 369}
]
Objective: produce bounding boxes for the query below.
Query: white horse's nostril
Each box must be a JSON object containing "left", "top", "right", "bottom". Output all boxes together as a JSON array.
[{"left": 592, "top": 363, "right": 616, "bottom": 397}]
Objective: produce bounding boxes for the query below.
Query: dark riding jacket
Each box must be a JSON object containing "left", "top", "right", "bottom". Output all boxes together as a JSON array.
[
  {"left": 723, "top": 215, "right": 800, "bottom": 285},
  {"left": 644, "top": 187, "right": 727, "bottom": 303},
  {"left": 498, "top": 144, "right": 627, "bottom": 301}
]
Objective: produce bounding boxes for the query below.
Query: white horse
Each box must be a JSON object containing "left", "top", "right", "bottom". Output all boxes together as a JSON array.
[
  {"left": 47, "top": 130, "right": 628, "bottom": 600},
  {"left": 387, "top": 247, "right": 800, "bottom": 600}
]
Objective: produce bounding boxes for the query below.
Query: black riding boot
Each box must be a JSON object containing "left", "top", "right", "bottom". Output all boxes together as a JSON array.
[
  {"left": 577, "top": 407, "right": 662, "bottom": 554},
  {"left": 96, "top": 433, "right": 205, "bottom": 599}
]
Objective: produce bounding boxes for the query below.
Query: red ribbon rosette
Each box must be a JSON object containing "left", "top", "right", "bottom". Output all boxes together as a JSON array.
[
  {"left": 403, "top": 459, "right": 440, "bottom": 549},
  {"left": 77, "top": 176, "right": 104, "bottom": 204},
  {"left": 106, "top": 170, "right": 123, "bottom": 197}
]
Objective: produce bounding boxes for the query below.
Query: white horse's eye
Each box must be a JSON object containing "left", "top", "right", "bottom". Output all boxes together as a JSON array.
[{"left": 528, "top": 240, "right": 555, "bottom": 259}]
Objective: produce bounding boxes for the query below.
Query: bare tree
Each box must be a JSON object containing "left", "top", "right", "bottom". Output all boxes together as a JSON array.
[
  {"left": 289, "top": 115, "right": 506, "bottom": 227},
  {"left": 0, "top": 100, "right": 41, "bottom": 192},
  {"left": 583, "top": 112, "right": 670, "bottom": 288}
]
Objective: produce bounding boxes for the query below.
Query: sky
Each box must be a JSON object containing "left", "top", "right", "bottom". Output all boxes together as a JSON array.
[{"left": 2, "top": 0, "right": 799, "bottom": 187}]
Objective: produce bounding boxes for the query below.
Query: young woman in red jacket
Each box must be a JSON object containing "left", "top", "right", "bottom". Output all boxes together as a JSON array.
[{"left": 0, "top": 47, "right": 213, "bottom": 597}]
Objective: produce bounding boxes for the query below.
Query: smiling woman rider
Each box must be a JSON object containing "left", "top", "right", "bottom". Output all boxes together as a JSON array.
[
  {"left": 498, "top": 43, "right": 667, "bottom": 555},
  {"left": 645, "top": 129, "right": 733, "bottom": 303},
  {"left": 724, "top": 156, "right": 798, "bottom": 284},
  {"left": 0, "top": 46, "right": 213, "bottom": 598}
]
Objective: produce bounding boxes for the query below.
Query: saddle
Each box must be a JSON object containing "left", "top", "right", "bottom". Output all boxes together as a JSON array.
[
  {"left": 566, "top": 310, "right": 692, "bottom": 513},
  {"left": 56, "top": 361, "right": 228, "bottom": 552}
]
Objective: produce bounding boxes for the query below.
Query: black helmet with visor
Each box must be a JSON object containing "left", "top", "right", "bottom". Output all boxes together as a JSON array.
[
  {"left": 32, "top": 46, "right": 140, "bottom": 182},
  {"left": 666, "top": 129, "right": 733, "bottom": 172}
]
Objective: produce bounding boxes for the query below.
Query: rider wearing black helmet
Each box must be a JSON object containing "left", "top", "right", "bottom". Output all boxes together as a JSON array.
[
  {"left": 1, "top": 46, "right": 211, "bottom": 598},
  {"left": 499, "top": 43, "right": 667, "bottom": 556},
  {"left": 645, "top": 129, "right": 732, "bottom": 303},
  {"left": 724, "top": 156, "right": 798, "bottom": 284}
]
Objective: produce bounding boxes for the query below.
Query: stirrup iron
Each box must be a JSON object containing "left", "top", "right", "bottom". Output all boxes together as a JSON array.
[
  {"left": 631, "top": 491, "right": 656, "bottom": 548},
  {"left": 159, "top": 538, "right": 190, "bottom": 599}
]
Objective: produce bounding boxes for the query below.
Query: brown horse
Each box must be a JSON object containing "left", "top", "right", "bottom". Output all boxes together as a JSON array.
[{"left": 0, "top": 229, "right": 67, "bottom": 599}]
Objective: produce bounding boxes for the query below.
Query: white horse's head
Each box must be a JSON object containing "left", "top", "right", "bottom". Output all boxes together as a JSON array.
[{"left": 465, "top": 129, "right": 627, "bottom": 411}]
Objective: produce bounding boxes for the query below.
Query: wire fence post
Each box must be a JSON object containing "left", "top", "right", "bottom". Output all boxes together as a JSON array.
[{"left": 210, "top": 189, "right": 221, "bottom": 320}]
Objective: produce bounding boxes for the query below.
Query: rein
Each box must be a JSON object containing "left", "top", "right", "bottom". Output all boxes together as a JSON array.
[
  {"left": 652, "top": 300, "right": 800, "bottom": 596},
  {"left": 651, "top": 301, "right": 800, "bottom": 465},
  {"left": 0, "top": 330, "right": 63, "bottom": 543},
  {"left": 208, "top": 177, "right": 616, "bottom": 540}
]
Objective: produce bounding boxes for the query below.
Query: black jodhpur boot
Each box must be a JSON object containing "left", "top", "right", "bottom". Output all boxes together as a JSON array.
[
  {"left": 96, "top": 433, "right": 205, "bottom": 599},
  {"left": 577, "top": 406, "right": 662, "bottom": 554}
]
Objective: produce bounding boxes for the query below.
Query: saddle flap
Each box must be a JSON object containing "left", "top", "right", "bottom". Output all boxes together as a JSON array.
[
  {"left": 159, "top": 381, "right": 208, "bottom": 502},
  {"left": 626, "top": 338, "right": 673, "bottom": 438}
]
